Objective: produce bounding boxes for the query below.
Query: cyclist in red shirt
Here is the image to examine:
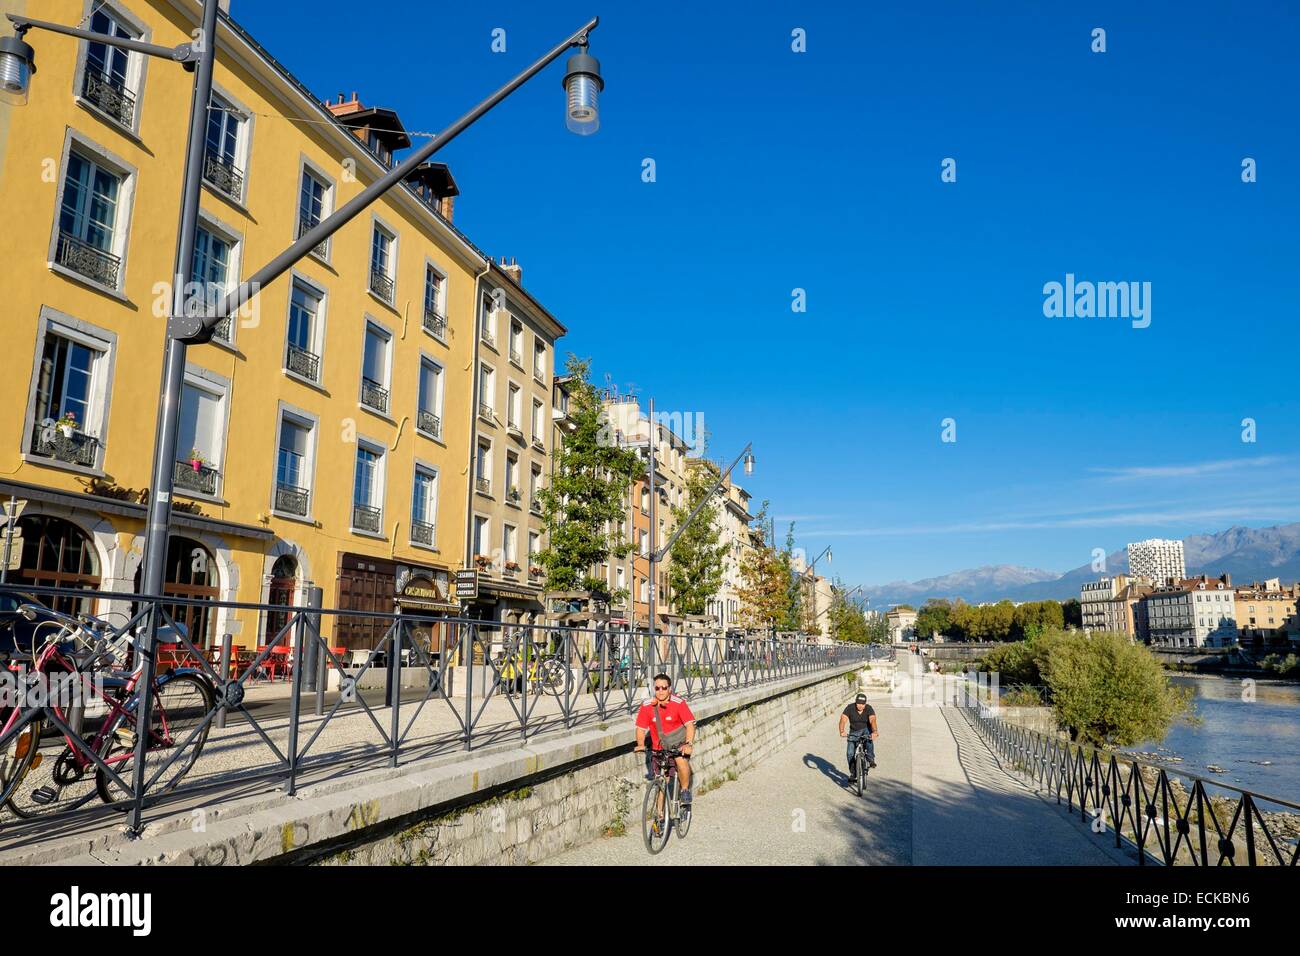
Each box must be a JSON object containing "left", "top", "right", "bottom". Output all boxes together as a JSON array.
[{"left": 635, "top": 673, "right": 696, "bottom": 804}]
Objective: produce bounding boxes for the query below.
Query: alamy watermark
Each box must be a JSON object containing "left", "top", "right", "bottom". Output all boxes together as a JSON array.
[{"left": 1043, "top": 273, "right": 1150, "bottom": 329}]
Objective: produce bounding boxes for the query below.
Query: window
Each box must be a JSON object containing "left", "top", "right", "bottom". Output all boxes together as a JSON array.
[
  {"left": 352, "top": 442, "right": 384, "bottom": 534},
  {"left": 529, "top": 464, "right": 542, "bottom": 511},
  {"left": 508, "top": 383, "right": 521, "bottom": 430},
  {"left": 285, "top": 280, "right": 323, "bottom": 382},
  {"left": 481, "top": 291, "right": 497, "bottom": 346},
  {"left": 472, "top": 516, "right": 490, "bottom": 561},
  {"left": 192, "top": 225, "right": 236, "bottom": 342},
  {"left": 28, "top": 330, "right": 107, "bottom": 469},
  {"left": 57, "top": 150, "right": 124, "bottom": 288},
  {"left": 531, "top": 399, "right": 544, "bottom": 446},
  {"left": 369, "top": 225, "right": 395, "bottom": 303},
  {"left": 175, "top": 378, "right": 224, "bottom": 497},
  {"left": 422, "top": 265, "right": 446, "bottom": 337},
  {"left": 478, "top": 364, "right": 495, "bottom": 422},
  {"left": 417, "top": 358, "right": 443, "bottom": 438},
  {"left": 411, "top": 467, "right": 437, "bottom": 547},
  {"left": 297, "top": 167, "right": 331, "bottom": 258},
  {"left": 275, "top": 414, "right": 313, "bottom": 517},
  {"left": 503, "top": 524, "right": 518, "bottom": 567},
  {"left": 528, "top": 531, "right": 540, "bottom": 566},
  {"left": 509, "top": 321, "right": 523, "bottom": 365},
  {"left": 475, "top": 440, "right": 492, "bottom": 495},
  {"left": 533, "top": 339, "right": 547, "bottom": 382},
  {"left": 360, "top": 323, "right": 391, "bottom": 414},
  {"left": 203, "top": 92, "right": 247, "bottom": 202},
  {"left": 639, "top": 578, "right": 648, "bottom": 603},
  {"left": 79, "top": 8, "right": 140, "bottom": 129},
  {"left": 505, "top": 453, "right": 520, "bottom": 503}
]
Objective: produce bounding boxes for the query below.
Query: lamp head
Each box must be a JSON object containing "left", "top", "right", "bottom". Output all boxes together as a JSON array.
[
  {"left": 562, "top": 43, "right": 603, "bottom": 135},
  {"left": 0, "top": 34, "right": 36, "bottom": 106},
  {"left": 743, "top": 450, "right": 754, "bottom": 476}
]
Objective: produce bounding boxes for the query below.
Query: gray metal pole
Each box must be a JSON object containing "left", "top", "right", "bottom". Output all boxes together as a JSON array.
[
  {"left": 127, "top": 0, "right": 220, "bottom": 836},
  {"left": 214, "top": 632, "right": 231, "bottom": 729},
  {"left": 0, "top": 497, "right": 15, "bottom": 586},
  {"left": 647, "top": 398, "right": 657, "bottom": 648}
]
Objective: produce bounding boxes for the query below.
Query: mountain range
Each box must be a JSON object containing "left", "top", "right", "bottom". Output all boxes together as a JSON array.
[{"left": 861, "top": 523, "right": 1300, "bottom": 609}]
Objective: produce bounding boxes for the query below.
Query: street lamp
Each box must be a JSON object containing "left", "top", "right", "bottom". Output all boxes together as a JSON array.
[
  {"left": 4, "top": 1, "right": 602, "bottom": 833},
  {"left": 806, "top": 544, "right": 832, "bottom": 640}
]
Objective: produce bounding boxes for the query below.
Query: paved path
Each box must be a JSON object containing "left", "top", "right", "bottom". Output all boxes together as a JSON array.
[{"left": 546, "top": 653, "right": 1126, "bottom": 865}]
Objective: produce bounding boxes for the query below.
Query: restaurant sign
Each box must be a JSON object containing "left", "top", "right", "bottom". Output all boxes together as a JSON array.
[{"left": 453, "top": 568, "right": 479, "bottom": 601}]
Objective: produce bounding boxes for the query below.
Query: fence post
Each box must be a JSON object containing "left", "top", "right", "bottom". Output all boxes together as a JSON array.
[
  {"left": 303, "top": 585, "right": 323, "bottom": 691},
  {"left": 127, "top": 600, "right": 163, "bottom": 834},
  {"left": 388, "top": 620, "right": 402, "bottom": 768},
  {"left": 283, "top": 609, "right": 306, "bottom": 795},
  {"left": 215, "top": 632, "right": 232, "bottom": 729},
  {"left": 463, "top": 622, "right": 474, "bottom": 751}
]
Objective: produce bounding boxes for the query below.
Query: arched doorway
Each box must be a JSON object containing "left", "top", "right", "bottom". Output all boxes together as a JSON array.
[
  {"left": 10, "top": 515, "right": 101, "bottom": 615},
  {"left": 263, "top": 554, "right": 298, "bottom": 647},
  {"left": 134, "top": 536, "right": 219, "bottom": 647}
]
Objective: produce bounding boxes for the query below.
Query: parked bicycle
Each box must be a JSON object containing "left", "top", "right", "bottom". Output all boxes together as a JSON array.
[
  {"left": 0, "top": 604, "right": 214, "bottom": 818},
  {"left": 492, "top": 637, "right": 570, "bottom": 698},
  {"left": 641, "top": 747, "right": 692, "bottom": 853}
]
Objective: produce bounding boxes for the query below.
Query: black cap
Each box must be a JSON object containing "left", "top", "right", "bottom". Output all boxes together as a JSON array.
[{"left": 854, "top": 693, "right": 867, "bottom": 703}]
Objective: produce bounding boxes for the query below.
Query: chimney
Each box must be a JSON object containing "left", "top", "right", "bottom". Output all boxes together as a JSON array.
[
  {"left": 441, "top": 194, "right": 455, "bottom": 222},
  {"left": 499, "top": 255, "right": 522, "bottom": 285}
]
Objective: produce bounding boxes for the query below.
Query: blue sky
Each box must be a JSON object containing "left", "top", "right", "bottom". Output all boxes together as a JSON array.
[{"left": 236, "top": 0, "right": 1300, "bottom": 586}]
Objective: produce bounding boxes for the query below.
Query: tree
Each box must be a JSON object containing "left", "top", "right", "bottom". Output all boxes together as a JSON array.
[
  {"left": 1011, "top": 600, "right": 1065, "bottom": 641},
  {"left": 535, "top": 356, "right": 643, "bottom": 600},
  {"left": 737, "top": 502, "right": 791, "bottom": 630},
  {"left": 781, "top": 523, "right": 802, "bottom": 632},
  {"left": 667, "top": 460, "right": 727, "bottom": 615},
  {"left": 915, "top": 598, "right": 955, "bottom": 639},
  {"left": 827, "top": 583, "right": 869, "bottom": 643},
  {"left": 1061, "top": 598, "right": 1082, "bottom": 629}
]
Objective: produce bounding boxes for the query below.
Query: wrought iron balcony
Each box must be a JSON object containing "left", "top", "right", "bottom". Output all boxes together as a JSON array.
[
  {"left": 55, "top": 231, "right": 120, "bottom": 288},
  {"left": 417, "top": 409, "right": 441, "bottom": 437},
  {"left": 203, "top": 152, "right": 244, "bottom": 202},
  {"left": 533, "top": 366, "right": 546, "bottom": 384},
  {"left": 509, "top": 348, "right": 522, "bottom": 366},
  {"left": 286, "top": 343, "right": 320, "bottom": 382},
  {"left": 475, "top": 476, "right": 491, "bottom": 496},
  {"left": 275, "top": 482, "right": 310, "bottom": 517},
  {"left": 481, "top": 324, "right": 495, "bottom": 347},
  {"left": 478, "top": 403, "right": 495, "bottom": 423},
  {"left": 361, "top": 377, "right": 389, "bottom": 414},
  {"left": 297, "top": 217, "right": 328, "bottom": 258},
  {"left": 531, "top": 437, "right": 545, "bottom": 452},
  {"left": 81, "top": 63, "right": 135, "bottom": 127},
  {"left": 352, "top": 503, "right": 382, "bottom": 534},
  {"left": 506, "top": 488, "right": 521, "bottom": 505},
  {"left": 411, "top": 520, "right": 436, "bottom": 547},
  {"left": 212, "top": 315, "right": 234, "bottom": 343},
  {"left": 369, "top": 269, "right": 394, "bottom": 303},
  {"left": 173, "top": 459, "right": 219, "bottom": 496},
  {"left": 422, "top": 307, "right": 446, "bottom": 338},
  {"left": 530, "top": 497, "right": 542, "bottom": 514},
  {"left": 29, "top": 421, "right": 100, "bottom": 468}
]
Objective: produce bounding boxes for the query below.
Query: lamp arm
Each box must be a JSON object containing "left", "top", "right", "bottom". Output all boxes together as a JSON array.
[
  {"left": 194, "top": 15, "right": 600, "bottom": 340},
  {"left": 653, "top": 443, "right": 751, "bottom": 562},
  {"left": 6, "top": 13, "right": 197, "bottom": 62}
]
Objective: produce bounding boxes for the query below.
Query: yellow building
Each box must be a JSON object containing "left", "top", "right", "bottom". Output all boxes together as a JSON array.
[{"left": 0, "top": 0, "right": 556, "bottom": 653}]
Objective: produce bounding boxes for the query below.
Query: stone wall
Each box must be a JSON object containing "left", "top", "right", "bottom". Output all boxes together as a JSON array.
[{"left": 313, "top": 668, "right": 864, "bottom": 865}]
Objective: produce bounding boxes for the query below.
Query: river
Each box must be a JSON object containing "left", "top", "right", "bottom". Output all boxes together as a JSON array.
[{"left": 1121, "top": 675, "right": 1300, "bottom": 805}]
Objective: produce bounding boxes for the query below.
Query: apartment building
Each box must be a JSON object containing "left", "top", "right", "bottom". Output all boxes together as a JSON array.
[
  {"left": 697, "top": 462, "right": 753, "bottom": 630},
  {"left": 1145, "top": 574, "right": 1237, "bottom": 648},
  {"left": 1080, "top": 576, "right": 1129, "bottom": 629},
  {"left": 1126, "top": 538, "right": 1186, "bottom": 584},
  {"left": 887, "top": 608, "right": 917, "bottom": 643},
  {"left": 463, "top": 261, "right": 563, "bottom": 630},
  {"left": 0, "top": 0, "right": 543, "bottom": 653},
  {"left": 1234, "top": 579, "right": 1300, "bottom": 645}
]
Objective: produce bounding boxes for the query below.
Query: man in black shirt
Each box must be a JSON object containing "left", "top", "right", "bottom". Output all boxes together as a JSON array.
[{"left": 838, "top": 693, "right": 878, "bottom": 775}]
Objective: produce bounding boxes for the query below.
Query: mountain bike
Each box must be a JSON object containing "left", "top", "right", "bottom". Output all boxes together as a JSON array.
[
  {"left": 492, "top": 639, "right": 570, "bottom": 698},
  {"left": 0, "top": 605, "right": 214, "bottom": 818},
  {"left": 641, "top": 747, "right": 691, "bottom": 853},
  {"left": 848, "top": 731, "right": 872, "bottom": 797}
]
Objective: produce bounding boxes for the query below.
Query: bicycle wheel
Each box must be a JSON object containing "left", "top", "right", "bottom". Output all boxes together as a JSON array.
[
  {"left": 675, "top": 775, "right": 693, "bottom": 840},
  {"left": 6, "top": 702, "right": 99, "bottom": 818},
  {"left": 539, "top": 658, "right": 570, "bottom": 697},
  {"left": 641, "top": 778, "right": 671, "bottom": 854},
  {"left": 95, "top": 673, "right": 214, "bottom": 805},
  {"left": 0, "top": 714, "right": 44, "bottom": 809},
  {"left": 856, "top": 745, "right": 867, "bottom": 798}
]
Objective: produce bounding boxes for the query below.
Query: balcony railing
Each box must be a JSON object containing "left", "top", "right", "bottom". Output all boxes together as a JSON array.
[
  {"left": 422, "top": 307, "right": 446, "bottom": 338},
  {"left": 55, "top": 231, "right": 120, "bottom": 288},
  {"left": 509, "top": 348, "right": 522, "bottom": 366},
  {"left": 506, "top": 488, "right": 521, "bottom": 505},
  {"left": 410, "top": 520, "right": 435, "bottom": 547},
  {"left": 297, "top": 217, "right": 328, "bottom": 258},
  {"left": 173, "top": 459, "right": 219, "bottom": 496},
  {"left": 212, "top": 315, "right": 234, "bottom": 343},
  {"left": 530, "top": 497, "right": 542, "bottom": 514},
  {"left": 352, "top": 503, "right": 382, "bottom": 534},
  {"left": 29, "top": 421, "right": 100, "bottom": 468},
  {"left": 531, "top": 437, "right": 545, "bottom": 452},
  {"left": 369, "top": 269, "right": 394, "bottom": 303},
  {"left": 274, "top": 482, "right": 310, "bottom": 517},
  {"left": 478, "top": 403, "right": 495, "bottom": 423},
  {"left": 417, "top": 409, "right": 441, "bottom": 438},
  {"left": 81, "top": 63, "right": 135, "bottom": 127},
  {"left": 202, "top": 152, "right": 244, "bottom": 202},
  {"left": 475, "top": 477, "right": 491, "bottom": 496},
  {"left": 286, "top": 343, "right": 320, "bottom": 382},
  {"left": 360, "top": 377, "right": 389, "bottom": 414},
  {"left": 481, "top": 324, "right": 495, "bottom": 347}
]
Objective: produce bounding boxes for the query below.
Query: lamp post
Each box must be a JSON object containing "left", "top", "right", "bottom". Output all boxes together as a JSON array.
[
  {"left": 805, "top": 544, "right": 832, "bottom": 640},
  {"left": 4, "top": 1, "right": 603, "bottom": 832}
]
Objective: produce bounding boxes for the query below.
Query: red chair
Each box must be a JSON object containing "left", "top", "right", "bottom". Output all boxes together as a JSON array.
[
  {"left": 267, "top": 645, "right": 293, "bottom": 681},
  {"left": 327, "top": 646, "right": 347, "bottom": 668}
]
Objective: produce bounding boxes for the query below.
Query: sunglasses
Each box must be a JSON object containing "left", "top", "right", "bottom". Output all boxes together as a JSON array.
[{"left": 654, "top": 684, "right": 670, "bottom": 691}]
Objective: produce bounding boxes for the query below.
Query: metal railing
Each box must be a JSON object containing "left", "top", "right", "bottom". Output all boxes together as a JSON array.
[
  {"left": 285, "top": 343, "right": 320, "bottom": 382},
  {"left": 172, "top": 459, "right": 219, "bottom": 496},
  {"left": 360, "top": 377, "right": 389, "bottom": 414},
  {"left": 369, "top": 269, "right": 394, "bottom": 303},
  {"left": 475, "top": 476, "right": 491, "bottom": 495},
  {"left": 410, "top": 519, "right": 435, "bottom": 547},
  {"left": 509, "top": 348, "right": 522, "bottom": 365},
  {"left": 958, "top": 694, "right": 1300, "bottom": 866},
  {"left": 212, "top": 315, "right": 234, "bottom": 343},
  {"left": 530, "top": 496, "right": 542, "bottom": 514},
  {"left": 478, "top": 403, "right": 495, "bottom": 423},
  {"left": 422, "top": 308, "right": 446, "bottom": 338},
  {"left": 55, "top": 231, "right": 121, "bottom": 288},
  {"left": 202, "top": 152, "right": 244, "bottom": 202},
  {"left": 0, "top": 584, "right": 870, "bottom": 840},
  {"left": 417, "top": 409, "right": 441, "bottom": 438},
  {"left": 297, "top": 217, "right": 328, "bottom": 258},
  {"left": 28, "top": 421, "right": 100, "bottom": 468},
  {"left": 352, "top": 503, "right": 382, "bottom": 533},
  {"left": 274, "top": 482, "right": 310, "bottom": 516},
  {"left": 81, "top": 61, "right": 135, "bottom": 127}
]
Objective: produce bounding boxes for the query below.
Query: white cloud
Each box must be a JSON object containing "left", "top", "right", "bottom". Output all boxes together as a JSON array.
[{"left": 1089, "top": 456, "right": 1290, "bottom": 481}]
